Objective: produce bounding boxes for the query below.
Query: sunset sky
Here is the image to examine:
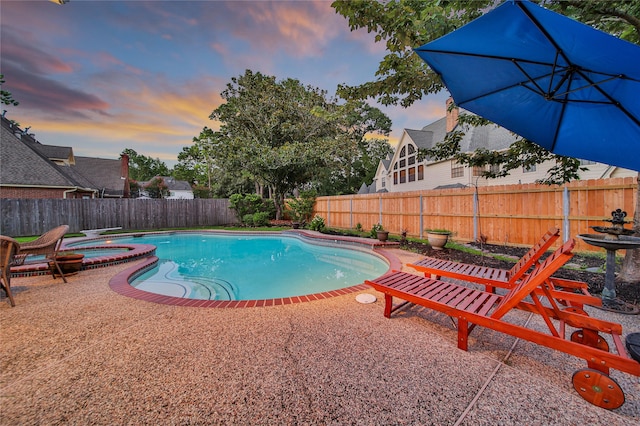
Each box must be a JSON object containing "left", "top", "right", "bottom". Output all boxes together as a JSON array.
[{"left": 1, "top": 0, "right": 449, "bottom": 167}]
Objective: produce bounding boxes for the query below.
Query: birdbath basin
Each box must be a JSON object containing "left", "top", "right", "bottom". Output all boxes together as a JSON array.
[{"left": 578, "top": 234, "right": 640, "bottom": 251}]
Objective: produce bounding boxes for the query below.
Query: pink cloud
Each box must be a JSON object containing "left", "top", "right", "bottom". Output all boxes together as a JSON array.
[{"left": 1, "top": 31, "right": 74, "bottom": 74}]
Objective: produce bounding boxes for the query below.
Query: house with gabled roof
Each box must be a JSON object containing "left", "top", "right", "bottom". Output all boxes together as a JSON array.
[
  {"left": 0, "top": 115, "right": 130, "bottom": 199},
  {"left": 361, "top": 98, "right": 636, "bottom": 194}
]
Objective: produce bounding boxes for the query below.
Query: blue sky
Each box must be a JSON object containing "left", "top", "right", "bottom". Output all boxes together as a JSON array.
[{"left": 2, "top": 0, "right": 448, "bottom": 166}]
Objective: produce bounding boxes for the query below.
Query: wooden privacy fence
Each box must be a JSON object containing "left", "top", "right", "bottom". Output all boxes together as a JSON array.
[
  {"left": 0, "top": 198, "right": 237, "bottom": 237},
  {"left": 314, "top": 177, "right": 638, "bottom": 252}
]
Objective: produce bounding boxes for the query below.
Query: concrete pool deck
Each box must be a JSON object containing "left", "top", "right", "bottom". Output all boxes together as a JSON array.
[{"left": 1, "top": 248, "right": 638, "bottom": 425}]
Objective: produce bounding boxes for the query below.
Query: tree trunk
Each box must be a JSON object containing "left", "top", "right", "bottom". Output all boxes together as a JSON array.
[
  {"left": 274, "top": 192, "right": 284, "bottom": 220},
  {"left": 618, "top": 172, "right": 640, "bottom": 282}
]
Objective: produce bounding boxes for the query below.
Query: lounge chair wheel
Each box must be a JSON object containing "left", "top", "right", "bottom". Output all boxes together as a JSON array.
[
  {"left": 570, "top": 330, "right": 609, "bottom": 352},
  {"left": 572, "top": 368, "right": 624, "bottom": 409}
]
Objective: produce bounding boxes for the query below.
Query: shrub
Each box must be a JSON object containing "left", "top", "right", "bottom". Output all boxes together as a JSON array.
[
  {"left": 230, "top": 194, "right": 275, "bottom": 225},
  {"left": 252, "top": 212, "right": 270, "bottom": 227},
  {"left": 242, "top": 214, "right": 254, "bottom": 226},
  {"left": 309, "top": 215, "right": 326, "bottom": 232},
  {"left": 287, "top": 189, "right": 317, "bottom": 223},
  {"left": 370, "top": 223, "right": 384, "bottom": 239}
]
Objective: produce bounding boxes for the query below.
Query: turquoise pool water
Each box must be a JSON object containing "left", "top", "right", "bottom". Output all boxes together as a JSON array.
[{"left": 80, "top": 233, "right": 388, "bottom": 301}]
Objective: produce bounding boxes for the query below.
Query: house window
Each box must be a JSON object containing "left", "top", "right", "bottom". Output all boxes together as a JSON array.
[
  {"left": 393, "top": 172, "right": 398, "bottom": 185},
  {"left": 490, "top": 164, "right": 500, "bottom": 175},
  {"left": 580, "top": 159, "right": 596, "bottom": 165},
  {"left": 381, "top": 177, "right": 386, "bottom": 188},
  {"left": 451, "top": 162, "right": 464, "bottom": 178},
  {"left": 523, "top": 164, "right": 536, "bottom": 173},
  {"left": 393, "top": 142, "right": 422, "bottom": 186}
]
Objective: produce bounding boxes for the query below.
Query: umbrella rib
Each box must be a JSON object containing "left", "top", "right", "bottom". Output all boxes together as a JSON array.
[
  {"left": 576, "top": 70, "right": 640, "bottom": 127},
  {"left": 547, "top": 50, "right": 564, "bottom": 98},
  {"left": 417, "top": 48, "right": 554, "bottom": 68},
  {"left": 512, "top": 60, "right": 554, "bottom": 98},
  {"left": 516, "top": 1, "right": 572, "bottom": 67}
]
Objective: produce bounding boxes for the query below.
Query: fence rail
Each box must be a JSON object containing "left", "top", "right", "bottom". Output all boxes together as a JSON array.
[
  {"left": 0, "top": 198, "right": 237, "bottom": 237},
  {"left": 314, "top": 177, "right": 638, "bottom": 252}
]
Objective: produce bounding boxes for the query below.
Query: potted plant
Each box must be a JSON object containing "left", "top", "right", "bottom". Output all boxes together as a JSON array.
[
  {"left": 426, "top": 229, "right": 451, "bottom": 250},
  {"left": 371, "top": 223, "right": 389, "bottom": 242},
  {"left": 49, "top": 252, "right": 85, "bottom": 277}
]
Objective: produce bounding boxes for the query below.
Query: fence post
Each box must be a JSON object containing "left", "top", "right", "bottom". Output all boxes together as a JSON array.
[
  {"left": 563, "top": 186, "right": 570, "bottom": 242},
  {"left": 327, "top": 199, "right": 331, "bottom": 227},
  {"left": 419, "top": 195, "right": 424, "bottom": 239},
  {"left": 379, "top": 195, "right": 383, "bottom": 225},
  {"left": 473, "top": 189, "right": 479, "bottom": 242},
  {"left": 350, "top": 198, "right": 353, "bottom": 229}
]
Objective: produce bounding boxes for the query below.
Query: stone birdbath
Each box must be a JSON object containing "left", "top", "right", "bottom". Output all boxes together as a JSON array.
[{"left": 577, "top": 209, "right": 640, "bottom": 313}]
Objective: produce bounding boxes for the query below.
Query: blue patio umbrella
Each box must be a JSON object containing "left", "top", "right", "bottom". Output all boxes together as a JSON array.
[{"left": 414, "top": 0, "right": 640, "bottom": 172}]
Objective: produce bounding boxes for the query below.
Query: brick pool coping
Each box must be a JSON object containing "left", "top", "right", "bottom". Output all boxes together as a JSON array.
[
  {"left": 106, "top": 230, "right": 403, "bottom": 308},
  {"left": 10, "top": 244, "right": 157, "bottom": 278}
]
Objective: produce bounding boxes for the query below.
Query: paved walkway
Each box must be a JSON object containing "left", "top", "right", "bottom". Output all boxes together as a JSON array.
[{"left": 1, "top": 248, "right": 638, "bottom": 425}]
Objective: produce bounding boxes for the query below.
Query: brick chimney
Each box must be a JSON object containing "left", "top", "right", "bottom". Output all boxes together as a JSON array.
[
  {"left": 445, "top": 97, "right": 459, "bottom": 133},
  {"left": 120, "top": 153, "right": 130, "bottom": 198}
]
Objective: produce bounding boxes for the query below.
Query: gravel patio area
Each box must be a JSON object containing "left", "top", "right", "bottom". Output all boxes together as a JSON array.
[{"left": 1, "top": 248, "right": 638, "bottom": 425}]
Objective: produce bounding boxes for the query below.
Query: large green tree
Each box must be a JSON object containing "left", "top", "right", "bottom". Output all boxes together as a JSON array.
[
  {"left": 121, "top": 148, "right": 170, "bottom": 182},
  {"left": 332, "top": 0, "right": 640, "bottom": 281},
  {"left": 209, "top": 70, "right": 391, "bottom": 218},
  {"left": 174, "top": 127, "right": 254, "bottom": 198},
  {"left": 313, "top": 100, "right": 393, "bottom": 194}
]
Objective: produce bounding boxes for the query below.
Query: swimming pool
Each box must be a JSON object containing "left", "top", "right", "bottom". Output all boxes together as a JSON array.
[{"left": 77, "top": 232, "right": 389, "bottom": 301}]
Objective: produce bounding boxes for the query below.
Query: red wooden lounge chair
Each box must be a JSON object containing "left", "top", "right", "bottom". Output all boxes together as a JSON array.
[
  {"left": 409, "top": 227, "right": 594, "bottom": 305},
  {"left": 366, "top": 239, "right": 640, "bottom": 409},
  {"left": 13, "top": 225, "right": 70, "bottom": 283},
  {"left": 410, "top": 227, "right": 560, "bottom": 293},
  {"left": 0, "top": 235, "right": 20, "bottom": 307}
]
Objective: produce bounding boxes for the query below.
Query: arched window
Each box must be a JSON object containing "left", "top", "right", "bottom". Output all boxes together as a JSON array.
[{"left": 394, "top": 143, "right": 422, "bottom": 185}]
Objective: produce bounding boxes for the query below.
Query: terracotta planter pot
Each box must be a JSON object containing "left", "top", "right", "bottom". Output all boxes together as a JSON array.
[
  {"left": 427, "top": 232, "right": 450, "bottom": 250},
  {"left": 49, "top": 254, "right": 85, "bottom": 277},
  {"left": 377, "top": 231, "right": 389, "bottom": 242}
]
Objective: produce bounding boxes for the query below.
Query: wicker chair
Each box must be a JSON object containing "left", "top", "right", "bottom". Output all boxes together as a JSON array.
[
  {"left": 13, "top": 225, "right": 70, "bottom": 283},
  {"left": 0, "top": 235, "right": 20, "bottom": 307}
]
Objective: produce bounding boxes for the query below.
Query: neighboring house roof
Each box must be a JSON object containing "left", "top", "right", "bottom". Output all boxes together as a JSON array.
[
  {"left": 65, "top": 156, "right": 127, "bottom": 197},
  {"left": 1, "top": 116, "right": 128, "bottom": 197},
  {"left": 141, "top": 176, "right": 192, "bottom": 192},
  {"left": 1, "top": 124, "right": 78, "bottom": 187},
  {"left": 159, "top": 176, "right": 192, "bottom": 191},
  {"left": 381, "top": 156, "right": 392, "bottom": 171},
  {"left": 433, "top": 183, "right": 467, "bottom": 190},
  {"left": 29, "top": 143, "right": 74, "bottom": 164},
  {"left": 411, "top": 113, "right": 517, "bottom": 157},
  {"left": 455, "top": 121, "right": 516, "bottom": 153},
  {"left": 357, "top": 180, "right": 389, "bottom": 195}
]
